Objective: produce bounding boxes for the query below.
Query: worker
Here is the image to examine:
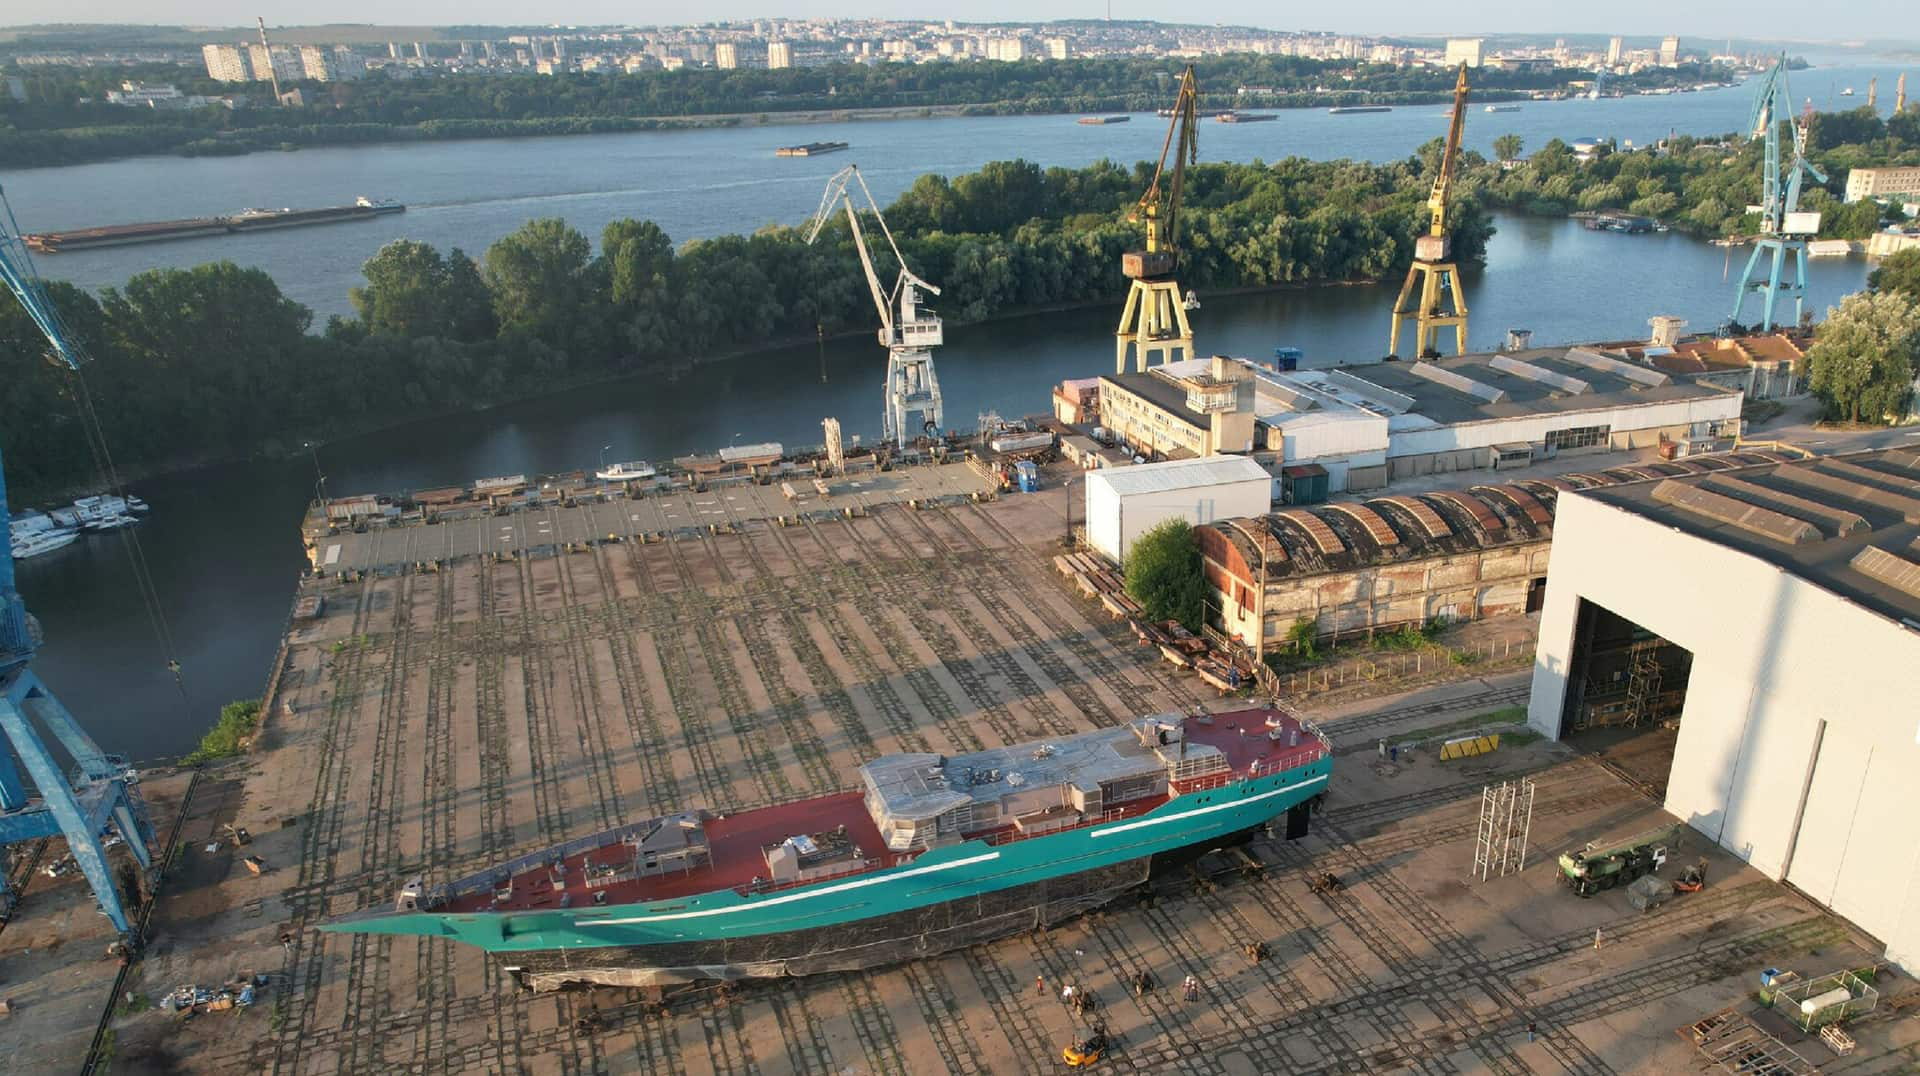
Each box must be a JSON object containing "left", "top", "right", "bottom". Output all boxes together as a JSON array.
[
  {"left": 1036, "top": 974, "right": 1046, "bottom": 996},
  {"left": 1182, "top": 974, "right": 1199, "bottom": 1002},
  {"left": 1061, "top": 983, "right": 1076, "bottom": 1005},
  {"left": 1527, "top": 1021, "right": 1536, "bottom": 1043},
  {"left": 1593, "top": 927, "right": 1603, "bottom": 951}
]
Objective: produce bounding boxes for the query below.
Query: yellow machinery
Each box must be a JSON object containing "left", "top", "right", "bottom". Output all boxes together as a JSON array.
[
  {"left": 1116, "top": 66, "right": 1199, "bottom": 374},
  {"left": 1389, "top": 64, "right": 1472, "bottom": 358},
  {"left": 1063, "top": 1023, "right": 1110, "bottom": 1067}
]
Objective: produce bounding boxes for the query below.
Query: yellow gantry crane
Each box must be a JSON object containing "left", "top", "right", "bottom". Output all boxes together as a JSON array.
[
  {"left": 1389, "top": 63, "right": 1472, "bottom": 359},
  {"left": 1116, "top": 65, "right": 1200, "bottom": 374}
]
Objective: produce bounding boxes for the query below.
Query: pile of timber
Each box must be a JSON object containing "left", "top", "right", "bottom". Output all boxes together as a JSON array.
[{"left": 1053, "top": 552, "right": 1139, "bottom": 619}]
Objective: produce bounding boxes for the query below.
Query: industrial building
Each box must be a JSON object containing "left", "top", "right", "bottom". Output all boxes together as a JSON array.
[
  {"left": 1073, "top": 348, "right": 1742, "bottom": 498},
  {"left": 1526, "top": 448, "right": 1920, "bottom": 972},
  {"left": 1084, "top": 455, "right": 1270, "bottom": 564},
  {"left": 1612, "top": 323, "right": 1809, "bottom": 402},
  {"left": 1844, "top": 166, "right": 1920, "bottom": 203},
  {"left": 1196, "top": 481, "right": 1557, "bottom": 658}
]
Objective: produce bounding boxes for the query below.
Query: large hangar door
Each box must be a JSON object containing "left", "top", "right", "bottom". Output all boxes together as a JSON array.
[{"left": 1786, "top": 724, "right": 1910, "bottom": 935}]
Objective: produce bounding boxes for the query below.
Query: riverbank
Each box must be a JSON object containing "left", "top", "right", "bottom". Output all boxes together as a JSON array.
[{"left": 3, "top": 87, "right": 1544, "bottom": 170}]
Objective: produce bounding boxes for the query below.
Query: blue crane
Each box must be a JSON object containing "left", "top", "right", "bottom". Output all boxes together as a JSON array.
[
  {"left": 1730, "top": 56, "right": 1828, "bottom": 333},
  {"left": 0, "top": 186, "right": 157, "bottom": 942}
]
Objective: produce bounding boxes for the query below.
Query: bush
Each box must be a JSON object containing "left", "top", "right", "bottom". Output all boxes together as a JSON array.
[{"left": 181, "top": 698, "right": 261, "bottom": 766}]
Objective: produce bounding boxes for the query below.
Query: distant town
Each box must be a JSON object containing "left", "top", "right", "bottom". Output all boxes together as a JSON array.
[{"left": 1, "top": 19, "right": 1767, "bottom": 105}]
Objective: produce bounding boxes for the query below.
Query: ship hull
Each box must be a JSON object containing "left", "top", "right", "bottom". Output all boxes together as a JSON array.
[{"left": 325, "top": 754, "right": 1330, "bottom": 990}]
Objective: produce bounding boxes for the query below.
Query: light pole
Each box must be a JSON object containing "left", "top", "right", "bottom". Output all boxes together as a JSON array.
[
  {"left": 599, "top": 443, "right": 612, "bottom": 475},
  {"left": 303, "top": 440, "right": 328, "bottom": 515}
]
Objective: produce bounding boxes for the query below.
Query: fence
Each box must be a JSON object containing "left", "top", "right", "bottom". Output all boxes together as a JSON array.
[{"left": 1276, "top": 635, "right": 1528, "bottom": 697}]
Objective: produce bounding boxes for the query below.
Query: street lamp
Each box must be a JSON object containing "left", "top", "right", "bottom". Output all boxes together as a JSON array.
[
  {"left": 599, "top": 443, "right": 612, "bottom": 474},
  {"left": 303, "top": 440, "right": 327, "bottom": 513}
]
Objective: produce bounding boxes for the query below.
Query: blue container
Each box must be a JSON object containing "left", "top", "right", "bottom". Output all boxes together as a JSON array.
[{"left": 1273, "top": 347, "right": 1304, "bottom": 371}]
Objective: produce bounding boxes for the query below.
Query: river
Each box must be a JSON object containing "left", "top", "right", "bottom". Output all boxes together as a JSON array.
[
  {"left": 2, "top": 64, "right": 1899, "bottom": 760},
  {"left": 0, "top": 62, "right": 1906, "bottom": 317}
]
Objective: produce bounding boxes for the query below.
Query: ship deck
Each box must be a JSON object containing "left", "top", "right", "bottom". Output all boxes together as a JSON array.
[
  {"left": 439, "top": 708, "right": 1323, "bottom": 916},
  {"left": 442, "top": 791, "right": 890, "bottom": 914}
]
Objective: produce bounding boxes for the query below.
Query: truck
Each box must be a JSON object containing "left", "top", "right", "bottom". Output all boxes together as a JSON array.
[{"left": 1557, "top": 821, "right": 1685, "bottom": 897}]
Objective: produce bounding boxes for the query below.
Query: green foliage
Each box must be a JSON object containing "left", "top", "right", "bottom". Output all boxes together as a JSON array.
[
  {"left": 2, "top": 154, "right": 1491, "bottom": 497},
  {"left": 1122, "top": 519, "right": 1204, "bottom": 632},
  {"left": 1869, "top": 248, "right": 1920, "bottom": 302},
  {"left": 181, "top": 698, "right": 261, "bottom": 766},
  {"left": 1272, "top": 617, "right": 1321, "bottom": 662},
  {"left": 1807, "top": 290, "right": 1920, "bottom": 425},
  {"left": 1373, "top": 618, "right": 1445, "bottom": 651},
  {"left": 1492, "top": 133, "right": 1523, "bottom": 164}
]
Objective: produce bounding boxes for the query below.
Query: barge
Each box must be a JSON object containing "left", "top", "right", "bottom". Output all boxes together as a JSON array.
[
  {"left": 1328, "top": 105, "right": 1393, "bottom": 115},
  {"left": 1077, "top": 115, "right": 1131, "bottom": 125},
  {"left": 1216, "top": 111, "right": 1277, "bottom": 123},
  {"left": 23, "top": 196, "right": 403, "bottom": 253},
  {"left": 775, "top": 141, "right": 849, "bottom": 157},
  {"left": 322, "top": 706, "right": 1331, "bottom": 991}
]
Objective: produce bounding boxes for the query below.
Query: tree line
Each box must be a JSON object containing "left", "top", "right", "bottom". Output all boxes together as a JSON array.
[
  {"left": 1473, "top": 105, "right": 1920, "bottom": 241},
  {"left": 0, "top": 153, "right": 1488, "bottom": 498}
]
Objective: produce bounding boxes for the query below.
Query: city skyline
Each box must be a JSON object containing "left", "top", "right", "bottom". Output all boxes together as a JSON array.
[{"left": 1, "top": 3, "right": 1911, "bottom": 43}]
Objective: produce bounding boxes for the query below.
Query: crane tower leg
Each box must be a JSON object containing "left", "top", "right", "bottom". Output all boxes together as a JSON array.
[
  {"left": 1390, "top": 261, "right": 1469, "bottom": 359},
  {"left": 1115, "top": 279, "right": 1194, "bottom": 374}
]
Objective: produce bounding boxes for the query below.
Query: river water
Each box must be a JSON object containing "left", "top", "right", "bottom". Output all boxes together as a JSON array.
[{"left": 2, "top": 64, "right": 1899, "bottom": 759}]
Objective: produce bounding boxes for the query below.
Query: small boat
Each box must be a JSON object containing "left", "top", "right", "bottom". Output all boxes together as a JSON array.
[
  {"left": 83, "top": 513, "right": 139, "bottom": 533},
  {"left": 596, "top": 460, "right": 657, "bottom": 482},
  {"left": 12, "top": 527, "right": 80, "bottom": 559},
  {"left": 125, "top": 494, "right": 151, "bottom": 514},
  {"left": 1840, "top": 87, "right": 1855, "bottom": 97},
  {"left": 1485, "top": 104, "right": 1521, "bottom": 113}
]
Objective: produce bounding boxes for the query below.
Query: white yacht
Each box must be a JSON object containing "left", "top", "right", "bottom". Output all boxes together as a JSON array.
[
  {"left": 12, "top": 526, "right": 80, "bottom": 559},
  {"left": 595, "top": 460, "right": 657, "bottom": 482},
  {"left": 83, "top": 513, "right": 139, "bottom": 533}
]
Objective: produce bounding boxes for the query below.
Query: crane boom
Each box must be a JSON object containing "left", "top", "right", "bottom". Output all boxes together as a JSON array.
[
  {"left": 1127, "top": 65, "right": 1200, "bottom": 266},
  {"left": 804, "top": 165, "right": 945, "bottom": 448},
  {"left": 1429, "top": 64, "right": 1471, "bottom": 237}
]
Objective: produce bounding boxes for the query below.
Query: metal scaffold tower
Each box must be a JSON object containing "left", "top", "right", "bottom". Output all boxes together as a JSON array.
[
  {"left": 1116, "top": 65, "right": 1201, "bottom": 374},
  {"left": 1731, "top": 56, "right": 1826, "bottom": 332},
  {"left": 1472, "top": 778, "right": 1535, "bottom": 882},
  {"left": 1390, "top": 64, "right": 1473, "bottom": 359},
  {"left": 804, "top": 165, "right": 944, "bottom": 450},
  {"left": 0, "top": 187, "right": 158, "bottom": 941}
]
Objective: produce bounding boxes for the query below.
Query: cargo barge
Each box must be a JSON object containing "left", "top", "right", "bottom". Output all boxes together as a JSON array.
[
  {"left": 1328, "top": 105, "right": 1393, "bottom": 115},
  {"left": 23, "top": 196, "right": 403, "bottom": 253},
  {"left": 1216, "top": 111, "right": 1278, "bottom": 123},
  {"left": 1077, "top": 115, "right": 1131, "bottom": 125},
  {"left": 775, "top": 141, "right": 849, "bottom": 157},
  {"left": 323, "top": 706, "right": 1331, "bottom": 991}
]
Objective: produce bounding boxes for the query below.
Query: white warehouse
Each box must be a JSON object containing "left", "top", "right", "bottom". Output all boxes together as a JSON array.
[
  {"left": 1526, "top": 449, "right": 1920, "bottom": 972},
  {"left": 1084, "top": 455, "right": 1271, "bottom": 564}
]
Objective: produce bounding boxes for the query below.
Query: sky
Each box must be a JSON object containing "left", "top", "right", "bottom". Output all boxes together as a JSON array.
[{"left": 3, "top": 1, "right": 1911, "bottom": 42}]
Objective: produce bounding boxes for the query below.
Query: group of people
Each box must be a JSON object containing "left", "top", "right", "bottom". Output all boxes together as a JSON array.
[{"left": 1040, "top": 971, "right": 1204, "bottom": 1008}]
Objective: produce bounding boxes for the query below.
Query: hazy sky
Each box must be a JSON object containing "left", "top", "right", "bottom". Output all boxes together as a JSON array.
[{"left": 4, "top": 1, "right": 1908, "bottom": 41}]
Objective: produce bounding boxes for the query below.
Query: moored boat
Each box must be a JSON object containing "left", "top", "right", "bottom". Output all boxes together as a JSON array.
[
  {"left": 323, "top": 706, "right": 1332, "bottom": 991},
  {"left": 595, "top": 460, "right": 657, "bottom": 482}
]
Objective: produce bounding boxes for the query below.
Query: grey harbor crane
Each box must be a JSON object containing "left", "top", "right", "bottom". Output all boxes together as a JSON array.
[
  {"left": 804, "top": 165, "right": 945, "bottom": 450},
  {"left": 0, "top": 185, "right": 158, "bottom": 947}
]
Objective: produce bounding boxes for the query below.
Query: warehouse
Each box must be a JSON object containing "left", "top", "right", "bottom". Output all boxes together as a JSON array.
[
  {"left": 1196, "top": 481, "right": 1558, "bottom": 658},
  {"left": 1075, "top": 347, "right": 1743, "bottom": 495},
  {"left": 1526, "top": 449, "right": 1920, "bottom": 972},
  {"left": 1084, "top": 455, "right": 1271, "bottom": 564}
]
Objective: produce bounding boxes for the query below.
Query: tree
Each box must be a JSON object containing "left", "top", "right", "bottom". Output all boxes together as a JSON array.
[
  {"left": 1123, "top": 519, "right": 1205, "bottom": 632},
  {"left": 352, "top": 240, "right": 452, "bottom": 339},
  {"left": 1868, "top": 248, "right": 1920, "bottom": 302},
  {"left": 1492, "top": 133, "right": 1523, "bottom": 164},
  {"left": 483, "top": 218, "right": 596, "bottom": 347},
  {"left": 1806, "top": 290, "right": 1920, "bottom": 425}
]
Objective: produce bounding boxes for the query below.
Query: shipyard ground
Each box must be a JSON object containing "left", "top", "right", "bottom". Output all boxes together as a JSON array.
[{"left": 20, "top": 464, "right": 1914, "bottom": 1073}]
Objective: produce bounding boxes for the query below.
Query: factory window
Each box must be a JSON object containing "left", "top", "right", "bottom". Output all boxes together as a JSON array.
[{"left": 1546, "top": 425, "right": 1610, "bottom": 451}]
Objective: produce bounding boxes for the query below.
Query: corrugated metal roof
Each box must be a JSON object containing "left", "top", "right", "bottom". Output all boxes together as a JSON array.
[{"left": 1089, "top": 455, "right": 1270, "bottom": 497}]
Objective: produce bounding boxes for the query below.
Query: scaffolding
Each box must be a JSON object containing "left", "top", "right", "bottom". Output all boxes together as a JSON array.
[
  {"left": 1624, "top": 639, "right": 1664, "bottom": 728},
  {"left": 1678, "top": 1009, "right": 1817, "bottom": 1075},
  {"left": 1471, "top": 778, "right": 1534, "bottom": 882}
]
